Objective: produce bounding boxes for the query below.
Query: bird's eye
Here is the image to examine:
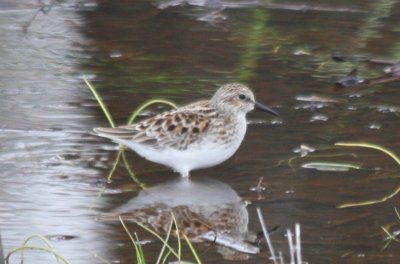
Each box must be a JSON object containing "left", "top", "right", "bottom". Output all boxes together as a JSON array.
[{"left": 238, "top": 94, "right": 246, "bottom": 100}]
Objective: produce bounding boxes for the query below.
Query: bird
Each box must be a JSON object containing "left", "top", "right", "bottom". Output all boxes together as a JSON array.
[{"left": 93, "top": 83, "right": 278, "bottom": 177}]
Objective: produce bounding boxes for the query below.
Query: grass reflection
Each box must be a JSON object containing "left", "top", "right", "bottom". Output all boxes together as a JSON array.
[{"left": 235, "top": 9, "right": 269, "bottom": 82}]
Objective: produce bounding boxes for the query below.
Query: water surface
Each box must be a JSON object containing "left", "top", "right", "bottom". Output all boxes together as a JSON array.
[{"left": 1, "top": 0, "right": 400, "bottom": 263}]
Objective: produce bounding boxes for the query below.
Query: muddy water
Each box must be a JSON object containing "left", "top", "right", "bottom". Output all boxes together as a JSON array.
[{"left": 1, "top": 0, "right": 400, "bottom": 263}]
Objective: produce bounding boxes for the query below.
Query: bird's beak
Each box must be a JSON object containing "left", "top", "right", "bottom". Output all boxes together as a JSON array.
[{"left": 255, "top": 101, "right": 279, "bottom": 116}]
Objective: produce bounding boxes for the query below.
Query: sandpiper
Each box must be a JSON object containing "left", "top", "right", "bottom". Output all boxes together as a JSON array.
[{"left": 93, "top": 83, "right": 278, "bottom": 177}]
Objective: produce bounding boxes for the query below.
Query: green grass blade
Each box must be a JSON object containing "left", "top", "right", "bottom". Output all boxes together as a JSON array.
[
  {"left": 161, "top": 251, "right": 172, "bottom": 264},
  {"left": 335, "top": 142, "right": 400, "bottom": 208},
  {"left": 182, "top": 233, "right": 201, "bottom": 264},
  {"left": 5, "top": 245, "right": 70, "bottom": 264},
  {"left": 84, "top": 78, "right": 115, "bottom": 128},
  {"left": 85, "top": 79, "right": 176, "bottom": 188},
  {"left": 135, "top": 221, "right": 180, "bottom": 258},
  {"left": 107, "top": 148, "right": 123, "bottom": 182},
  {"left": 119, "top": 216, "right": 138, "bottom": 245},
  {"left": 338, "top": 186, "right": 400, "bottom": 208},
  {"left": 21, "top": 234, "right": 54, "bottom": 248},
  {"left": 395, "top": 207, "right": 400, "bottom": 220},
  {"left": 156, "top": 217, "right": 174, "bottom": 264},
  {"left": 335, "top": 142, "right": 400, "bottom": 165},
  {"left": 127, "top": 99, "right": 177, "bottom": 126},
  {"left": 134, "top": 232, "right": 146, "bottom": 264},
  {"left": 381, "top": 226, "right": 400, "bottom": 242},
  {"left": 121, "top": 150, "right": 146, "bottom": 189},
  {"left": 172, "top": 214, "right": 181, "bottom": 262},
  {"left": 20, "top": 234, "right": 62, "bottom": 264},
  {"left": 119, "top": 216, "right": 146, "bottom": 264}
]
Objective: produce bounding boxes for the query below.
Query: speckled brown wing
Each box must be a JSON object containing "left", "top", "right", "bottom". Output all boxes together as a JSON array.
[{"left": 94, "top": 101, "right": 218, "bottom": 151}]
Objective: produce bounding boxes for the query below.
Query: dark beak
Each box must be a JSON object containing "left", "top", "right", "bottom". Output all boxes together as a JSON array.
[{"left": 255, "top": 101, "right": 279, "bottom": 116}]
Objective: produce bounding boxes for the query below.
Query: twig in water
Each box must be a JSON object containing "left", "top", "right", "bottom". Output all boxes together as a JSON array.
[
  {"left": 286, "top": 224, "right": 303, "bottom": 264},
  {"left": 256, "top": 207, "right": 278, "bottom": 264},
  {"left": 256, "top": 176, "right": 265, "bottom": 200},
  {"left": 286, "top": 229, "right": 294, "bottom": 263},
  {"left": 295, "top": 224, "right": 302, "bottom": 264}
]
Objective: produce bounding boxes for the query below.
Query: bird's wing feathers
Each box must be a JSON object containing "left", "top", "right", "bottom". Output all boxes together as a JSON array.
[{"left": 94, "top": 105, "right": 217, "bottom": 150}]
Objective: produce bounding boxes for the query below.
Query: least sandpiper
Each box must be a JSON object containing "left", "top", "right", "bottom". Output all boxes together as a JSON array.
[{"left": 93, "top": 83, "right": 278, "bottom": 177}]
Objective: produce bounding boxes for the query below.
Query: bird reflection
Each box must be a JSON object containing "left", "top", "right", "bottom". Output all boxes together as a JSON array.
[{"left": 101, "top": 177, "right": 259, "bottom": 260}]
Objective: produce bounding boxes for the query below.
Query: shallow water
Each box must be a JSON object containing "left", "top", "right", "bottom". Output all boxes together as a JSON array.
[{"left": 1, "top": 0, "right": 400, "bottom": 263}]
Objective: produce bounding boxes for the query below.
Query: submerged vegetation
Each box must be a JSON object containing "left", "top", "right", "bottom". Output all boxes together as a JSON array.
[
  {"left": 290, "top": 140, "right": 400, "bottom": 252},
  {"left": 334, "top": 142, "right": 400, "bottom": 208},
  {"left": 289, "top": 141, "right": 400, "bottom": 208}
]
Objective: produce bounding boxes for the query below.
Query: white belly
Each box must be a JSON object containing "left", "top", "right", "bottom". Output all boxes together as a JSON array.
[{"left": 117, "top": 138, "right": 242, "bottom": 177}]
